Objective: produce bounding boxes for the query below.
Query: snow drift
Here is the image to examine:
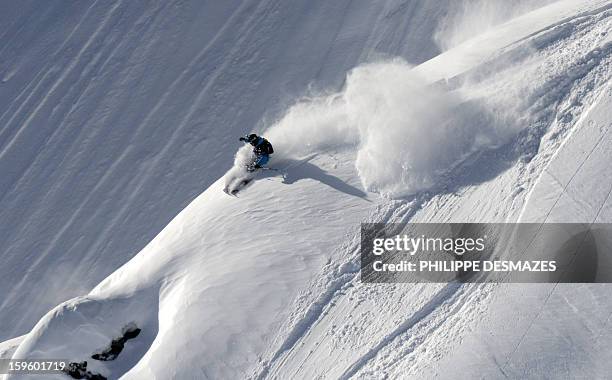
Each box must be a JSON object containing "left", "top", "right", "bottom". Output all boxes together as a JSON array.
[{"left": 235, "top": 59, "right": 519, "bottom": 197}]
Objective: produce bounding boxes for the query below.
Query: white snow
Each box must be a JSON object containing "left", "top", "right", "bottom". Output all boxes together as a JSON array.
[
  {"left": 262, "top": 60, "right": 516, "bottom": 197},
  {"left": 0, "top": 0, "right": 449, "bottom": 342},
  {"left": 433, "top": 0, "right": 556, "bottom": 50},
  {"left": 1, "top": 1, "right": 611, "bottom": 379},
  {"left": 0, "top": 337, "right": 23, "bottom": 361}
]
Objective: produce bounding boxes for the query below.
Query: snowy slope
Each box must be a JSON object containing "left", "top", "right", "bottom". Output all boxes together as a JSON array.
[
  {"left": 422, "top": 83, "right": 612, "bottom": 378},
  {"left": 255, "top": 4, "right": 612, "bottom": 379},
  {"left": 0, "top": 0, "right": 457, "bottom": 342},
  {"left": 3, "top": 1, "right": 612, "bottom": 380}
]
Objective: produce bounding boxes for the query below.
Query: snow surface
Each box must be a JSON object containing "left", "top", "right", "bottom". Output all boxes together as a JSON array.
[
  {"left": 0, "top": 0, "right": 453, "bottom": 342},
  {"left": 2, "top": 0, "right": 612, "bottom": 379}
]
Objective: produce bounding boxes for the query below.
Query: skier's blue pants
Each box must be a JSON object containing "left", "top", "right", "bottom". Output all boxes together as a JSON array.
[{"left": 254, "top": 154, "right": 269, "bottom": 167}]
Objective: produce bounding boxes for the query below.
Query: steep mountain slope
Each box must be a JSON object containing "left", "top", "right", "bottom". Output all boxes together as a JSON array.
[
  {"left": 0, "top": 0, "right": 456, "bottom": 341},
  {"left": 4, "top": 1, "right": 611, "bottom": 379}
]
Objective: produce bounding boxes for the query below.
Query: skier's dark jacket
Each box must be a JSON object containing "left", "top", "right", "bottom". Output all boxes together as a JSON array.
[{"left": 252, "top": 137, "right": 274, "bottom": 156}]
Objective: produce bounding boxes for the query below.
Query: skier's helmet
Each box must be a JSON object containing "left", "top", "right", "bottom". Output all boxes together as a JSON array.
[{"left": 247, "top": 134, "right": 258, "bottom": 143}]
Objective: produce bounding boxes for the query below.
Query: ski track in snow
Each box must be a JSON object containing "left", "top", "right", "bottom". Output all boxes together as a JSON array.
[
  {"left": 255, "top": 202, "right": 414, "bottom": 379},
  {"left": 337, "top": 282, "right": 464, "bottom": 380},
  {"left": 255, "top": 198, "right": 476, "bottom": 379},
  {"left": 254, "top": 199, "right": 468, "bottom": 379}
]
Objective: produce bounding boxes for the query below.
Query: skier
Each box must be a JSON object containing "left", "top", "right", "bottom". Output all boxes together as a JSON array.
[{"left": 239, "top": 133, "right": 274, "bottom": 172}]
